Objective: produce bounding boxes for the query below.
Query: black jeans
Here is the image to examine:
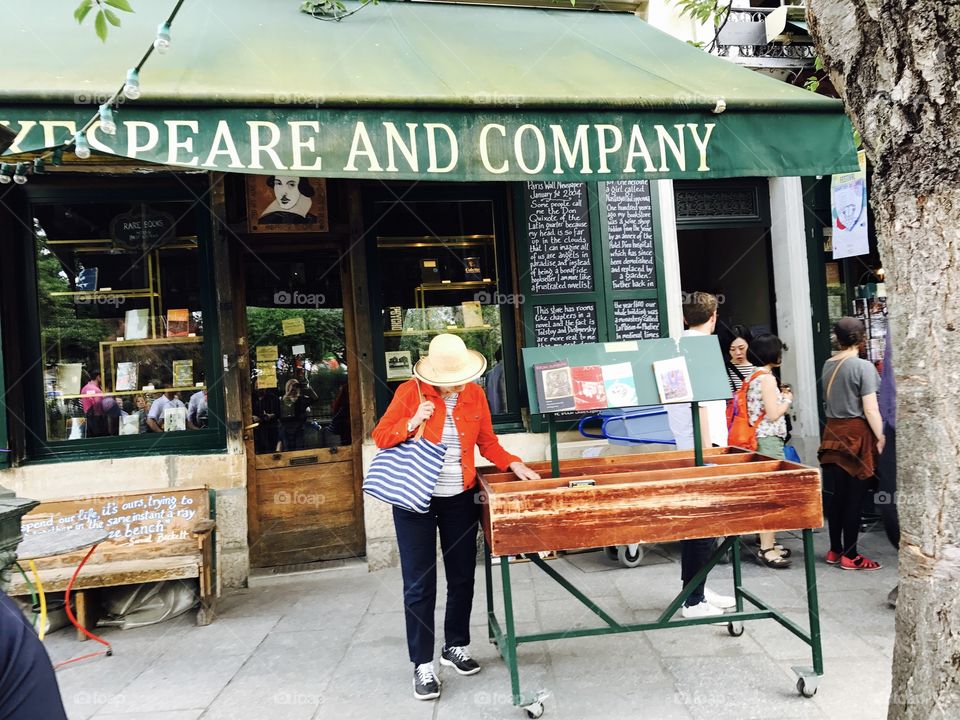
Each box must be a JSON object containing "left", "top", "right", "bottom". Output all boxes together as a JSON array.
[
  {"left": 393, "top": 487, "right": 480, "bottom": 666},
  {"left": 680, "top": 538, "right": 716, "bottom": 606},
  {"left": 823, "top": 463, "right": 869, "bottom": 559}
]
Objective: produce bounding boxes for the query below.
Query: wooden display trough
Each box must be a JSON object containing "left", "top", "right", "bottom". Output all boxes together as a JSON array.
[{"left": 479, "top": 447, "right": 823, "bottom": 557}]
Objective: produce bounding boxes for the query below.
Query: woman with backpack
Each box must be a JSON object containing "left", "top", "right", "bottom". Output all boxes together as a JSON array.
[
  {"left": 744, "top": 334, "right": 794, "bottom": 568},
  {"left": 722, "top": 324, "right": 755, "bottom": 393}
]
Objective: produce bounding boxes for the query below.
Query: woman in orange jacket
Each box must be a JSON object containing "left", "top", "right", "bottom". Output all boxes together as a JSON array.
[{"left": 373, "top": 334, "right": 539, "bottom": 701}]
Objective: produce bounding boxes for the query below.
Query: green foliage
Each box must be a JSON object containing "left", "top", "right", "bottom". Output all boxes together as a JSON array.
[
  {"left": 74, "top": 0, "right": 134, "bottom": 42},
  {"left": 804, "top": 76, "right": 821, "bottom": 93},
  {"left": 673, "top": 0, "right": 725, "bottom": 26}
]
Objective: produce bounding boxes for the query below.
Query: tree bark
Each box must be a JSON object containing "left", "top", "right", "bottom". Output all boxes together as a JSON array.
[{"left": 808, "top": 3, "right": 960, "bottom": 718}]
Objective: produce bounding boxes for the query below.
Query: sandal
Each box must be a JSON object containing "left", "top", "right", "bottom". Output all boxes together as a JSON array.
[
  {"left": 840, "top": 554, "right": 882, "bottom": 571},
  {"left": 757, "top": 548, "right": 792, "bottom": 568},
  {"left": 754, "top": 541, "right": 792, "bottom": 559}
]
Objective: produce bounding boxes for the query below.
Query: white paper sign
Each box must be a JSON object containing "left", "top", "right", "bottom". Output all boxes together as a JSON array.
[{"left": 831, "top": 151, "right": 869, "bottom": 260}]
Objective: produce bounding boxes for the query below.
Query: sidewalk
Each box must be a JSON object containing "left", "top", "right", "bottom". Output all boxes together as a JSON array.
[{"left": 46, "top": 528, "right": 897, "bottom": 720}]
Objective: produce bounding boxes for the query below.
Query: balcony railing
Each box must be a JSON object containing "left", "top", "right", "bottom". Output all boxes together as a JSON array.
[{"left": 715, "top": 6, "right": 815, "bottom": 75}]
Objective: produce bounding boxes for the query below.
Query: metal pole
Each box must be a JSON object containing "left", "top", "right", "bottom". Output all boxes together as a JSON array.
[
  {"left": 548, "top": 413, "right": 560, "bottom": 478},
  {"left": 484, "top": 539, "right": 495, "bottom": 644},
  {"left": 732, "top": 534, "right": 744, "bottom": 613},
  {"left": 500, "top": 555, "right": 522, "bottom": 705},
  {"left": 802, "top": 528, "right": 824, "bottom": 675},
  {"left": 691, "top": 400, "right": 703, "bottom": 466}
]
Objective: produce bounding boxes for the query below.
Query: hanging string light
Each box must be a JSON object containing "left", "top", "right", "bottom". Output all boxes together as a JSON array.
[
  {"left": 154, "top": 22, "right": 172, "bottom": 53},
  {"left": 2, "top": 0, "right": 188, "bottom": 183},
  {"left": 123, "top": 68, "right": 141, "bottom": 100},
  {"left": 73, "top": 131, "right": 92, "bottom": 159},
  {"left": 98, "top": 104, "right": 117, "bottom": 135}
]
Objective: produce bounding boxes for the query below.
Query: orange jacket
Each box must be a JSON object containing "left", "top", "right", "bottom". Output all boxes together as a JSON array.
[{"left": 372, "top": 379, "right": 520, "bottom": 491}]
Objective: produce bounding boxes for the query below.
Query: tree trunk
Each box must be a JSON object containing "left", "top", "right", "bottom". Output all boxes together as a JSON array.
[{"left": 808, "top": 3, "right": 960, "bottom": 718}]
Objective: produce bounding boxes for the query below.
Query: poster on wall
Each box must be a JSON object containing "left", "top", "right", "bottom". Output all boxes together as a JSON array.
[
  {"left": 246, "top": 176, "right": 329, "bottom": 233},
  {"left": 831, "top": 150, "right": 869, "bottom": 260}
]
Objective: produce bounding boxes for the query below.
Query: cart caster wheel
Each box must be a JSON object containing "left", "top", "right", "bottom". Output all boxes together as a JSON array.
[
  {"left": 617, "top": 544, "right": 644, "bottom": 568},
  {"left": 726, "top": 621, "right": 744, "bottom": 637},
  {"left": 523, "top": 701, "right": 544, "bottom": 718},
  {"left": 797, "top": 677, "right": 818, "bottom": 698},
  {"left": 604, "top": 546, "right": 618, "bottom": 561}
]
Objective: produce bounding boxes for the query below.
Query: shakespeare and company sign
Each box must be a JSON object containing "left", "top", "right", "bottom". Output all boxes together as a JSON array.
[{"left": 1, "top": 107, "right": 859, "bottom": 182}]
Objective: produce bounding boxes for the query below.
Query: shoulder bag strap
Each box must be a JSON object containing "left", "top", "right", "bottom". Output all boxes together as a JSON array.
[
  {"left": 825, "top": 356, "right": 852, "bottom": 401},
  {"left": 744, "top": 369, "right": 768, "bottom": 427},
  {"left": 728, "top": 362, "right": 746, "bottom": 382},
  {"left": 413, "top": 380, "right": 426, "bottom": 441}
]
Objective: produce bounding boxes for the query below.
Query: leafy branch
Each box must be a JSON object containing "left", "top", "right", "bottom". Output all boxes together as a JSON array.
[
  {"left": 74, "top": 0, "right": 134, "bottom": 42},
  {"left": 672, "top": 0, "right": 732, "bottom": 53}
]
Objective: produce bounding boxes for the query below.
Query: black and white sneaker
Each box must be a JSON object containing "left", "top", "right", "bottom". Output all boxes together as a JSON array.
[
  {"left": 440, "top": 645, "right": 481, "bottom": 675},
  {"left": 413, "top": 662, "right": 441, "bottom": 700}
]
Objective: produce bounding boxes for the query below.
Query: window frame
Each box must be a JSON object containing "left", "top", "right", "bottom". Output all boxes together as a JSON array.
[
  {"left": 364, "top": 182, "right": 524, "bottom": 431},
  {"left": 18, "top": 182, "right": 226, "bottom": 463}
]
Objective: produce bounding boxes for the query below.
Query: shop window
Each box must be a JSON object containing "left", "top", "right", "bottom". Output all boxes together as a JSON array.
[
  {"left": 26, "top": 197, "right": 222, "bottom": 454},
  {"left": 368, "top": 191, "right": 521, "bottom": 423}
]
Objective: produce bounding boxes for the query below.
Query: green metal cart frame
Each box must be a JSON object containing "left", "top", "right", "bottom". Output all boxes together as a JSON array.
[{"left": 484, "top": 339, "right": 825, "bottom": 718}]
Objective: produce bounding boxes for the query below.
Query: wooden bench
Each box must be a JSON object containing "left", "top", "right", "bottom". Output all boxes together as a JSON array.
[{"left": 8, "top": 486, "right": 216, "bottom": 636}]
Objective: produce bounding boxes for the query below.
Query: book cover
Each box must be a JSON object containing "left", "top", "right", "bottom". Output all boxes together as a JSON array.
[
  {"left": 461, "top": 300, "right": 484, "bottom": 328},
  {"left": 115, "top": 362, "right": 138, "bottom": 392},
  {"left": 652, "top": 356, "right": 694, "bottom": 404},
  {"left": 172, "top": 359, "right": 193, "bottom": 388},
  {"left": 420, "top": 258, "right": 440, "bottom": 282},
  {"left": 570, "top": 365, "right": 608, "bottom": 411},
  {"left": 385, "top": 351, "right": 412, "bottom": 380},
  {"left": 163, "top": 405, "right": 187, "bottom": 432},
  {"left": 463, "top": 256, "right": 482, "bottom": 280},
  {"left": 602, "top": 362, "right": 639, "bottom": 408},
  {"left": 76, "top": 267, "right": 98, "bottom": 292},
  {"left": 125, "top": 308, "right": 150, "bottom": 340},
  {"left": 119, "top": 412, "right": 141, "bottom": 435},
  {"left": 56, "top": 363, "right": 83, "bottom": 396},
  {"left": 166, "top": 309, "right": 190, "bottom": 338},
  {"left": 388, "top": 305, "right": 404, "bottom": 332},
  {"left": 533, "top": 360, "right": 575, "bottom": 413}
]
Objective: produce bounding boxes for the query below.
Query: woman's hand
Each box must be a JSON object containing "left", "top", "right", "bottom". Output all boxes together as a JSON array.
[
  {"left": 509, "top": 461, "right": 541, "bottom": 481},
  {"left": 876, "top": 434, "right": 887, "bottom": 455},
  {"left": 410, "top": 400, "right": 435, "bottom": 429}
]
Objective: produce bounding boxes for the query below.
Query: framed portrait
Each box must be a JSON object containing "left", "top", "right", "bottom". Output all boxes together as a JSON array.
[{"left": 246, "top": 175, "right": 329, "bottom": 233}]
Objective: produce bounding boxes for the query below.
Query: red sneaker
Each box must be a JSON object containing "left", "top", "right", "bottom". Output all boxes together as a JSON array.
[
  {"left": 825, "top": 551, "right": 842, "bottom": 565},
  {"left": 840, "top": 554, "right": 882, "bottom": 571}
]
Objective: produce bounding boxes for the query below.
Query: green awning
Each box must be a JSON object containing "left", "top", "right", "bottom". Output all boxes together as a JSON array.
[{"left": 1, "top": 0, "right": 857, "bottom": 181}]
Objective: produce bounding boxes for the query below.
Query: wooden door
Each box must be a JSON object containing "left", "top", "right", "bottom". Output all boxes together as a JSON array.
[{"left": 238, "top": 248, "right": 364, "bottom": 568}]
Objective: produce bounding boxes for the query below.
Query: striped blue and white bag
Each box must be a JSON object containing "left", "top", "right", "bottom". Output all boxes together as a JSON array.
[{"left": 363, "top": 384, "right": 446, "bottom": 513}]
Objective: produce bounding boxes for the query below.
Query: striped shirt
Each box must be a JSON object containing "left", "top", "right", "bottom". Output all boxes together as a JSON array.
[
  {"left": 433, "top": 394, "right": 464, "bottom": 497},
  {"left": 727, "top": 363, "right": 755, "bottom": 392}
]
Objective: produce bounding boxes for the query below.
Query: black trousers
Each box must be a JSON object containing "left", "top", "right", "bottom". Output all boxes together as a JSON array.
[
  {"left": 393, "top": 487, "right": 480, "bottom": 666},
  {"left": 823, "top": 463, "right": 869, "bottom": 559},
  {"left": 680, "top": 538, "right": 716, "bottom": 606}
]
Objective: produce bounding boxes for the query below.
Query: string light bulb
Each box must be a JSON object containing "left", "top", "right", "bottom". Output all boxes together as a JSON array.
[
  {"left": 154, "top": 22, "right": 171, "bottom": 53},
  {"left": 98, "top": 104, "right": 117, "bottom": 135},
  {"left": 13, "top": 162, "right": 28, "bottom": 185},
  {"left": 123, "top": 68, "right": 141, "bottom": 100},
  {"left": 33, "top": 157, "right": 45, "bottom": 174},
  {"left": 74, "top": 131, "right": 92, "bottom": 159},
  {"left": 0, "top": 163, "right": 12, "bottom": 184}
]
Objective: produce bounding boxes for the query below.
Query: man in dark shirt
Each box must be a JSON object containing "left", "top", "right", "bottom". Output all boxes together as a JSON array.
[{"left": 0, "top": 590, "right": 67, "bottom": 719}]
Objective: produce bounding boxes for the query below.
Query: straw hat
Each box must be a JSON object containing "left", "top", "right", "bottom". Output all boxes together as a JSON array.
[{"left": 413, "top": 334, "right": 487, "bottom": 386}]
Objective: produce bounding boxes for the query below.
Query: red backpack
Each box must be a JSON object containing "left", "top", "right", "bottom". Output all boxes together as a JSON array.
[{"left": 727, "top": 370, "right": 767, "bottom": 450}]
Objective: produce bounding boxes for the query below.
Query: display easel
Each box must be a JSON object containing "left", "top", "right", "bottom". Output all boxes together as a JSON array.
[{"left": 481, "top": 337, "right": 824, "bottom": 718}]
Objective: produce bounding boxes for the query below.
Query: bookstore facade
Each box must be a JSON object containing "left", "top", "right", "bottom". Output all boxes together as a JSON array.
[{"left": 0, "top": 1, "right": 858, "bottom": 582}]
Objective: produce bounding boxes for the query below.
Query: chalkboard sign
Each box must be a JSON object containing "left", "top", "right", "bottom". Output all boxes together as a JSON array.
[
  {"left": 605, "top": 181, "right": 656, "bottom": 290},
  {"left": 525, "top": 182, "right": 593, "bottom": 293},
  {"left": 614, "top": 299, "right": 661, "bottom": 340},
  {"left": 534, "top": 303, "right": 598, "bottom": 346}
]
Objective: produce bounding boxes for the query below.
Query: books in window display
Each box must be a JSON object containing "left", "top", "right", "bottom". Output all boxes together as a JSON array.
[
  {"left": 125, "top": 309, "right": 150, "bottom": 340},
  {"left": 116, "top": 362, "right": 138, "bottom": 392},
  {"left": 172, "top": 359, "right": 193, "bottom": 388},
  {"left": 570, "top": 365, "right": 607, "bottom": 411},
  {"left": 166, "top": 309, "right": 190, "bottom": 338}
]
